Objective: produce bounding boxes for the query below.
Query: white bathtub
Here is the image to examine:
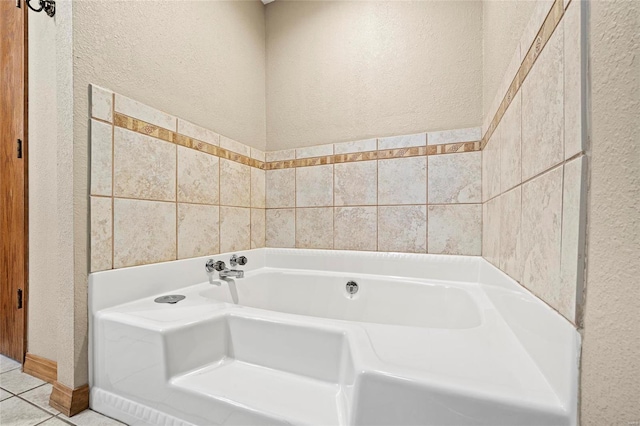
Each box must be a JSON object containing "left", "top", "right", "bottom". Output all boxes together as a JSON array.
[{"left": 89, "top": 249, "right": 580, "bottom": 426}]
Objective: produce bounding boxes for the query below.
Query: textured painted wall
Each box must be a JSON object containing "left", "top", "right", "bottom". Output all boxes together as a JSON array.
[
  {"left": 266, "top": 1, "right": 483, "bottom": 150},
  {"left": 482, "top": 0, "right": 537, "bottom": 118},
  {"left": 73, "top": 0, "right": 266, "bottom": 149},
  {"left": 27, "top": 7, "right": 60, "bottom": 363},
  {"left": 581, "top": 1, "right": 640, "bottom": 423}
]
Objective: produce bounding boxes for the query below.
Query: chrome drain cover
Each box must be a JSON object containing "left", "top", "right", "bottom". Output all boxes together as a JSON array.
[
  {"left": 346, "top": 281, "right": 359, "bottom": 295},
  {"left": 154, "top": 295, "right": 185, "bottom": 304}
]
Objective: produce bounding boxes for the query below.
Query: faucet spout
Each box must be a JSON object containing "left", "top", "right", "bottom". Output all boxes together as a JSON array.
[{"left": 220, "top": 269, "right": 244, "bottom": 279}]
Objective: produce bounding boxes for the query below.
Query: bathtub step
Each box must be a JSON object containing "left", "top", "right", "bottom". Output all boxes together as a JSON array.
[{"left": 172, "top": 360, "right": 347, "bottom": 425}]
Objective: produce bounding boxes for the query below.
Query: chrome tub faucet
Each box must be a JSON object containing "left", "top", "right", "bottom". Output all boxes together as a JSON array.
[{"left": 206, "top": 254, "right": 248, "bottom": 279}]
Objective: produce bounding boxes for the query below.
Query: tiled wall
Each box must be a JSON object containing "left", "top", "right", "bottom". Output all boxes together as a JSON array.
[
  {"left": 480, "top": 0, "right": 588, "bottom": 324},
  {"left": 89, "top": 85, "right": 484, "bottom": 273},
  {"left": 264, "top": 130, "right": 483, "bottom": 255},
  {"left": 89, "top": 85, "right": 266, "bottom": 272}
]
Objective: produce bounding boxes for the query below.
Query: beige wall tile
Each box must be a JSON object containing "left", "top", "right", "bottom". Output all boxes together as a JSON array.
[
  {"left": 499, "top": 186, "right": 523, "bottom": 282},
  {"left": 482, "top": 196, "right": 501, "bottom": 267},
  {"left": 113, "top": 127, "right": 176, "bottom": 201},
  {"left": 296, "top": 144, "right": 333, "bottom": 159},
  {"left": 296, "top": 208, "right": 333, "bottom": 249},
  {"left": 482, "top": 127, "right": 501, "bottom": 202},
  {"left": 521, "top": 22, "right": 564, "bottom": 181},
  {"left": 251, "top": 168, "right": 266, "bottom": 208},
  {"left": 220, "top": 206, "right": 251, "bottom": 253},
  {"left": 334, "top": 207, "right": 377, "bottom": 251},
  {"left": 114, "top": 94, "right": 176, "bottom": 130},
  {"left": 500, "top": 91, "right": 522, "bottom": 193},
  {"left": 559, "top": 155, "right": 586, "bottom": 321},
  {"left": 220, "top": 159, "right": 251, "bottom": 207},
  {"left": 334, "top": 161, "right": 377, "bottom": 206},
  {"left": 220, "top": 135, "right": 251, "bottom": 157},
  {"left": 177, "top": 146, "right": 219, "bottom": 204},
  {"left": 334, "top": 139, "right": 377, "bottom": 154},
  {"left": 519, "top": 0, "right": 555, "bottom": 56},
  {"left": 90, "top": 119, "right": 113, "bottom": 196},
  {"left": 251, "top": 208, "right": 266, "bottom": 249},
  {"left": 178, "top": 204, "right": 219, "bottom": 259},
  {"left": 250, "top": 147, "right": 266, "bottom": 162},
  {"left": 564, "top": 3, "right": 585, "bottom": 160},
  {"left": 113, "top": 198, "right": 176, "bottom": 268},
  {"left": 428, "top": 204, "right": 481, "bottom": 255},
  {"left": 521, "top": 166, "right": 563, "bottom": 314},
  {"left": 266, "top": 149, "right": 295, "bottom": 162},
  {"left": 266, "top": 209, "right": 295, "bottom": 248},
  {"left": 378, "top": 133, "right": 426, "bottom": 150},
  {"left": 427, "top": 127, "right": 481, "bottom": 145},
  {"left": 90, "top": 197, "right": 112, "bottom": 272},
  {"left": 91, "top": 85, "right": 113, "bottom": 123},
  {"left": 177, "top": 119, "right": 220, "bottom": 146},
  {"left": 378, "top": 157, "right": 427, "bottom": 205},
  {"left": 428, "top": 152, "right": 481, "bottom": 204},
  {"left": 378, "top": 205, "right": 427, "bottom": 253},
  {"left": 266, "top": 168, "right": 295, "bottom": 208},
  {"left": 296, "top": 165, "right": 334, "bottom": 207}
]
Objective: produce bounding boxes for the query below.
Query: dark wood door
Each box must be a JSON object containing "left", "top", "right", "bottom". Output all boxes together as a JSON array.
[{"left": 0, "top": 0, "right": 28, "bottom": 362}]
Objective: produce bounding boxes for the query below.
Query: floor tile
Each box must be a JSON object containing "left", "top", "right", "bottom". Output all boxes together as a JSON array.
[
  {"left": 0, "top": 396, "right": 52, "bottom": 426},
  {"left": 40, "top": 417, "right": 72, "bottom": 426},
  {"left": 0, "top": 369, "right": 46, "bottom": 395},
  {"left": 0, "top": 355, "right": 21, "bottom": 374},
  {"left": 19, "top": 384, "right": 59, "bottom": 415},
  {"left": 58, "top": 409, "right": 126, "bottom": 426},
  {"left": 1, "top": 387, "right": 12, "bottom": 401}
]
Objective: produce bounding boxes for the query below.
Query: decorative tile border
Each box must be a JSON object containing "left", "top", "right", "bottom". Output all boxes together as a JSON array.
[
  {"left": 107, "top": 110, "right": 481, "bottom": 173},
  {"left": 113, "top": 113, "right": 174, "bottom": 144},
  {"left": 113, "top": 112, "right": 267, "bottom": 170},
  {"left": 482, "top": 0, "right": 565, "bottom": 149}
]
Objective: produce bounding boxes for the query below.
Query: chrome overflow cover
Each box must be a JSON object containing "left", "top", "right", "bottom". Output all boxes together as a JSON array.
[
  {"left": 346, "top": 281, "right": 359, "bottom": 295},
  {"left": 154, "top": 295, "right": 185, "bottom": 304}
]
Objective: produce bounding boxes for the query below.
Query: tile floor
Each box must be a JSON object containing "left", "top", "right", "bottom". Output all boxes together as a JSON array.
[{"left": 0, "top": 355, "right": 125, "bottom": 426}]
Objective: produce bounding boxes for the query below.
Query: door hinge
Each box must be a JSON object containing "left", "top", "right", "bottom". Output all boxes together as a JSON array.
[
  {"left": 16, "top": 0, "right": 21, "bottom": 8},
  {"left": 17, "top": 289, "right": 23, "bottom": 309},
  {"left": 17, "top": 139, "right": 22, "bottom": 159}
]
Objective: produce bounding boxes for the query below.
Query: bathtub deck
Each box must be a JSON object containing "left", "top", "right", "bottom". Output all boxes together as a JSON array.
[{"left": 172, "top": 359, "right": 347, "bottom": 426}]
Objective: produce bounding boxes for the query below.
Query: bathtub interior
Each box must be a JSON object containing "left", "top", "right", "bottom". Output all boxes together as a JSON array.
[
  {"left": 89, "top": 248, "right": 580, "bottom": 426},
  {"left": 199, "top": 270, "right": 482, "bottom": 329}
]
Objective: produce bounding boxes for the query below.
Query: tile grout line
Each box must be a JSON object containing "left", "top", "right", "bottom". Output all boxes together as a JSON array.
[
  {"left": 94, "top": 194, "right": 260, "bottom": 209},
  {"left": 426, "top": 144, "right": 429, "bottom": 254},
  {"left": 483, "top": 153, "right": 584, "bottom": 205},
  {"left": 175, "top": 119, "right": 179, "bottom": 261},
  {"left": 375, "top": 137, "right": 379, "bottom": 252},
  {"left": 111, "top": 92, "right": 115, "bottom": 271},
  {"left": 218, "top": 152, "right": 221, "bottom": 254},
  {"left": 249, "top": 162, "right": 253, "bottom": 251}
]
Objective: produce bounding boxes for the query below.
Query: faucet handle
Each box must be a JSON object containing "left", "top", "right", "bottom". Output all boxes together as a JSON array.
[
  {"left": 206, "top": 259, "right": 226, "bottom": 273},
  {"left": 230, "top": 254, "right": 248, "bottom": 267}
]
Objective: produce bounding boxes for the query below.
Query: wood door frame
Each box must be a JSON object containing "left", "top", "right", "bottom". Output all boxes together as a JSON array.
[{"left": 1, "top": 0, "right": 29, "bottom": 363}]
